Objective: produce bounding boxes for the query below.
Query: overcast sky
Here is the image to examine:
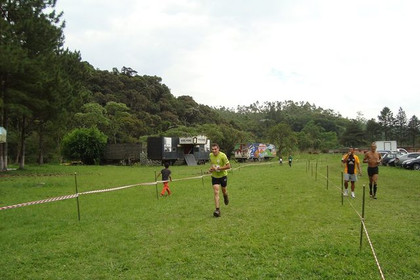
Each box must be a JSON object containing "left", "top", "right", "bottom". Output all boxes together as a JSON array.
[{"left": 55, "top": 0, "right": 420, "bottom": 120}]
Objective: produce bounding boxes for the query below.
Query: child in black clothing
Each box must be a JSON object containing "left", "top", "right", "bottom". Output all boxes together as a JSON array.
[{"left": 157, "top": 162, "right": 172, "bottom": 196}]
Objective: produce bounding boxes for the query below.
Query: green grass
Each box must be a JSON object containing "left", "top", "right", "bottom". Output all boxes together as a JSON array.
[{"left": 0, "top": 155, "right": 419, "bottom": 279}]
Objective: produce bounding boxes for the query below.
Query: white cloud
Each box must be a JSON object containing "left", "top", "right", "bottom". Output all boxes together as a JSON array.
[{"left": 56, "top": 0, "right": 420, "bottom": 120}]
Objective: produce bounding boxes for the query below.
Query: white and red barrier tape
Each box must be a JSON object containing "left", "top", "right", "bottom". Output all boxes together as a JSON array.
[
  {"left": 316, "top": 168, "right": 386, "bottom": 280},
  {"left": 0, "top": 194, "right": 79, "bottom": 211},
  {"left": 0, "top": 173, "right": 211, "bottom": 211},
  {"left": 0, "top": 164, "right": 269, "bottom": 211}
]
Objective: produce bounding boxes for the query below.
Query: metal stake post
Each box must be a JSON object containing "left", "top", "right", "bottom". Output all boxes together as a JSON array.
[
  {"left": 341, "top": 172, "right": 344, "bottom": 205},
  {"left": 154, "top": 171, "right": 159, "bottom": 199},
  {"left": 326, "top": 165, "right": 329, "bottom": 190},
  {"left": 359, "top": 184, "right": 366, "bottom": 251},
  {"left": 311, "top": 163, "right": 313, "bottom": 177},
  {"left": 74, "top": 172, "right": 81, "bottom": 221}
]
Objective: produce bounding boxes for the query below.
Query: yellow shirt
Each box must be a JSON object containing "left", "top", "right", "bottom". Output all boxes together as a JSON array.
[
  {"left": 342, "top": 153, "right": 360, "bottom": 174},
  {"left": 209, "top": 151, "right": 229, "bottom": 178}
]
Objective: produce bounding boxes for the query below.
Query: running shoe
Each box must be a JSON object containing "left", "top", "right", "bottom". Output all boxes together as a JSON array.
[
  {"left": 223, "top": 195, "right": 229, "bottom": 205},
  {"left": 213, "top": 209, "right": 221, "bottom": 217}
]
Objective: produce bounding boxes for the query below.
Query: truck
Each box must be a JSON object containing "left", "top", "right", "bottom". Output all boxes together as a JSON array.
[
  {"left": 375, "top": 140, "right": 397, "bottom": 152},
  {"left": 233, "top": 143, "right": 277, "bottom": 162},
  {"left": 147, "top": 135, "right": 210, "bottom": 165}
]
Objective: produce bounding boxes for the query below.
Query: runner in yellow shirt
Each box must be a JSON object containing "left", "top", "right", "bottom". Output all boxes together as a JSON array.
[
  {"left": 341, "top": 147, "right": 362, "bottom": 198},
  {"left": 209, "top": 143, "right": 231, "bottom": 217}
]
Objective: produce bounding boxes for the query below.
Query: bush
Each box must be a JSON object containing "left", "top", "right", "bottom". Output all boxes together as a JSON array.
[{"left": 61, "top": 127, "right": 108, "bottom": 165}]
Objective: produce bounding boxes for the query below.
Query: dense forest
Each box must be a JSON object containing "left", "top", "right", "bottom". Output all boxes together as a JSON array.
[{"left": 1, "top": 1, "right": 419, "bottom": 168}]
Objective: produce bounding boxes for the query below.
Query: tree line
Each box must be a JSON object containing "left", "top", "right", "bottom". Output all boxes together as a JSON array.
[{"left": 1, "top": 1, "right": 419, "bottom": 168}]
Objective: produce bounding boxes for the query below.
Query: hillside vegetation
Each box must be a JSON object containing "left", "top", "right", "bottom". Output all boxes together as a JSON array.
[{"left": 1, "top": 1, "right": 419, "bottom": 168}]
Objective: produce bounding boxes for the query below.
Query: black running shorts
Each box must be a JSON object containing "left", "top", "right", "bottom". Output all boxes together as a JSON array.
[
  {"left": 212, "top": 176, "right": 227, "bottom": 187},
  {"left": 367, "top": 166, "right": 379, "bottom": 176}
]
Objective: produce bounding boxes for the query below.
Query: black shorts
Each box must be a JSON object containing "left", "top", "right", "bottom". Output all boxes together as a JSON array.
[
  {"left": 367, "top": 166, "right": 379, "bottom": 176},
  {"left": 212, "top": 176, "right": 227, "bottom": 187}
]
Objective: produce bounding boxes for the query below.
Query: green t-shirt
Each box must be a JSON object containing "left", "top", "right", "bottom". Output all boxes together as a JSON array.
[{"left": 209, "top": 151, "right": 229, "bottom": 178}]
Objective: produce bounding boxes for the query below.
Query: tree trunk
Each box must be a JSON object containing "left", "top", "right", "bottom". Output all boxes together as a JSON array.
[
  {"left": 1, "top": 79, "right": 7, "bottom": 171},
  {"left": 18, "top": 116, "right": 26, "bottom": 169},
  {"left": 0, "top": 143, "right": 4, "bottom": 171},
  {"left": 37, "top": 124, "right": 44, "bottom": 164},
  {"left": 4, "top": 140, "right": 8, "bottom": 170}
]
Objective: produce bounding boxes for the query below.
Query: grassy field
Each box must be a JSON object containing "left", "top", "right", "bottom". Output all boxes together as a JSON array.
[{"left": 0, "top": 154, "right": 419, "bottom": 279}]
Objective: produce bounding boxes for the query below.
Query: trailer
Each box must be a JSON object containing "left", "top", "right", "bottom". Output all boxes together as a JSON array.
[
  {"left": 147, "top": 135, "right": 210, "bottom": 165},
  {"left": 102, "top": 143, "right": 143, "bottom": 165},
  {"left": 375, "top": 140, "right": 397, "bottom": 152},
  {"left": 234, "top": 143, "right": 276, "bottom": 162}
]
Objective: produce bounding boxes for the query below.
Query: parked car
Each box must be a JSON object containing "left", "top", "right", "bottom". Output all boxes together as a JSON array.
[
  {"left": 378, "top": 150, "right": 391, "bottom": 158},
  {"left": 402, "top": 156, "right": 420, "bottom": 170},
  {"left": 381, "top": 152, "right": 398, "bottom": 166},
  {"left": 387, "top": 158, "right": 397, "bottom": 166},
  {"left": 381, "top": 151, "right": 406, "bottom": 166},
  {"left": 394, "top": 152, "right": 420, "bottom": 167}
]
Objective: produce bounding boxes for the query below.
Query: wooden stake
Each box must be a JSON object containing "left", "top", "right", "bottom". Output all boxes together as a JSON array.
[
  {"left": 74, "top": 172, "right": 81, "bottom": 221},
  {"left": 341, "top": 172, "right": 344, "bottom": 206},
  {"left": 154, "top": 171, "right": 159, "bottom": 199},
  {"left": 326, "top": 165, "right": 329, "bottom": 190},
  {"left": 360, "top": 184, "right": 366, "bottom": 251}
]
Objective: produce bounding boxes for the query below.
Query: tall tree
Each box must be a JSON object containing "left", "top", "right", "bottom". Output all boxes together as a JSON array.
[
  {"left": 0, "top": 0, "right": 27, "bottom": 169},
  {"left": 407, "top": 115, "right": 419, "bottom": 148},
  {"left": 300, "top": 121, "right": 324, "bottom": 151},
  {"left": 104, "top": 101, "right": 131, "bottom": 144},
  {"left": 378, "top": 107, "right": 395, "bottom": 140},
  {"left": 74, "top": 102, "right": 109, "bottom": 130},
  {"left": 365, "top": 119, "right": 382, "bottom": 143},
  {"left": 33, "top": 50, "right": 87, "bottom": 164},
  {"left": 340, "top": 120, "right": 365, "bottom": 147},
  {"left": 267, "top": 123, "right": 297, "bottom": 155},
  {"left": 395, "top": 107, "right": 407, "bottom": 145},
  {"left": 0, "top": 0, "right": 66, "bottom": 168}
]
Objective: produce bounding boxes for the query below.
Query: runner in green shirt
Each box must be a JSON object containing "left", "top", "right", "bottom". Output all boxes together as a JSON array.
[{"left": 208, "top": 143, "right": 231, "bottom": 217}]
